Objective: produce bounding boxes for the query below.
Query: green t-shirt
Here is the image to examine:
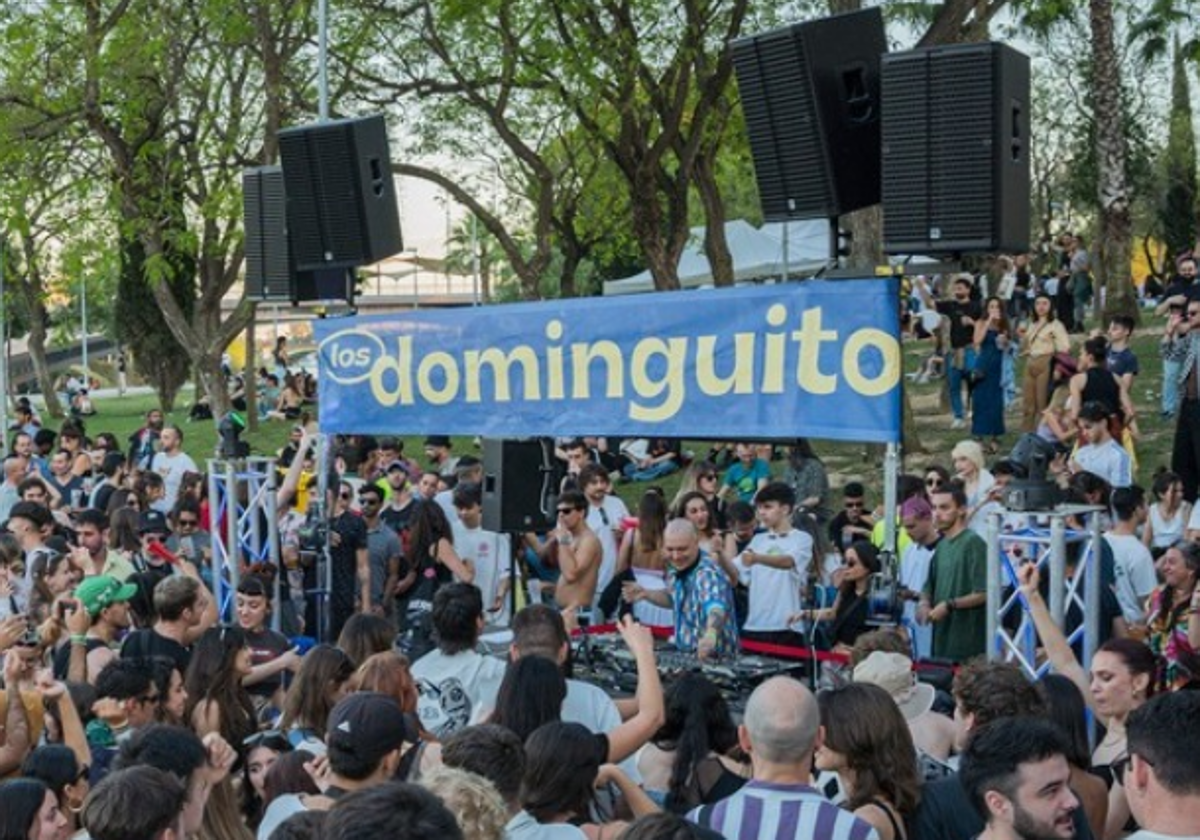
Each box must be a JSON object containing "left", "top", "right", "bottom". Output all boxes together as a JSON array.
[{"left": 923, "top": 528, "right": 988, "bottom": 662}]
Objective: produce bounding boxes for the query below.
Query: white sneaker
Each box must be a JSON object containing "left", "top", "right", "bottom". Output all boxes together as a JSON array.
[{"left": 951, "top": 418, "right": 965, "bottom": 430}]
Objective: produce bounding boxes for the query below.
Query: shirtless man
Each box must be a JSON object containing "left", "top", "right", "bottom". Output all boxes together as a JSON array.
[{"left": 551, "top": 490, "right": 603, "bottom": 613}]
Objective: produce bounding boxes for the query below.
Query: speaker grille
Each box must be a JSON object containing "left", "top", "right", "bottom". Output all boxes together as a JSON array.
[{"left": 242, "top": 167, "right": 293, "bottom": 301}]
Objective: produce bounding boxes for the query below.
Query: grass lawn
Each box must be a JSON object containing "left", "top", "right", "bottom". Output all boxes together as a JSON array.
[{"left": 36, "top": 308, "right": 1176, "bottom": 509}]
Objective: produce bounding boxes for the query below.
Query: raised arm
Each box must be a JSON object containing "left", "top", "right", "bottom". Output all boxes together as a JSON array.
[
  {"left": 1017, "top": 564, "right": 1091, "bottom": 708},
  {"left": 603, "top": 616, "right": 665, "bottom": 764}
]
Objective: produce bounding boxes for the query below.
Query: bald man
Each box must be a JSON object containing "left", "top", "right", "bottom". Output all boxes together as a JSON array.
[
  {"left": 688, "top": 677, "right": 880, "bottom": 840},
  {"left": 623, "top": 519, "right": 737, "bottom": 661}
]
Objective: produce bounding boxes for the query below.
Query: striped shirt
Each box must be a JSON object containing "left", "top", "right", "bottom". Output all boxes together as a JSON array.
[{"left": 687, "top": 780, "right": 880, "bottom": 840}]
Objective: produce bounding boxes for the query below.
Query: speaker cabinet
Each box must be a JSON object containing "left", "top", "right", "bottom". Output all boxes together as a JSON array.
[
  {"left": 732, "top": 8, "right": 886, "bottom": 221},
  {"left": 482, "top": 438, "right": 562, "bottom": 533},
  {"left": 881, "top": 42, "right": 1031, "bottom": 254},
  {"left": 242, "top": 167, "right": 293, "bottom": 302},
  {"left": 278, "top": 114, "right": 403, "bottom": 271}
]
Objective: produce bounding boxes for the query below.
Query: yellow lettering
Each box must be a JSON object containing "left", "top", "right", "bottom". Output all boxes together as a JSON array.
[
  {"left": 570, "top": 341, "right": 624, "bottom": 399},
  {"left": 629, "top": 338, "right": 687, "bottom": 422},
  {"left": 696, "top": 333, "right": 755, "bottom": 396},
  {"left": 463, "top": 346, "right": 541, "bottom": 402},
  {"left": 417, "top": 352, "right": 460, "bottom": 406},
  {"left": 842, "top": 328, "right": 902, "bottom": 396},
  {"left": 762, "top": 304, "right": 788, "bottom": 394},
  {"left": 368, "top": 336, "right": 414, "bottom": 407},
  {"left": 792, "top": 308, "right": 839, "bottom": 394}
]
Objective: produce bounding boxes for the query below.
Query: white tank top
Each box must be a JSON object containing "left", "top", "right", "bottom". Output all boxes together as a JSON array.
[{"left": 1149, "top": 503, "right": 1187, "bottom": 548}]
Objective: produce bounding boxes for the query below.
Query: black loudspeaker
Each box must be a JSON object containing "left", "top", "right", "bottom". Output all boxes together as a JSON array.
[
  {"left": 292, "top": 268, "right": 356, "bottom": 304},
  {"left": 482, "top": 438, "right": 562, "bottom": 533},
  {"left": 242, "top": 167, "right": 293, "bottom": 302},
  {"left": 731, "top": 8, "right": 886, "bottom": 221},
  {"left": 277, "top": 114, "right": 403, "bottom": 272},
  {"left": 881, "top": 42, "right": 1031, "bottom": 254}
]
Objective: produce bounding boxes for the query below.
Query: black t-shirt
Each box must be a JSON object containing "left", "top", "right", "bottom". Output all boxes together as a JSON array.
[
  {"left": 330, "top": 511, "right": 368, "bottom": 593},
  {"left": 120, "top": 628, "right": 191, "bottom": 675},
  {"left": 827, "top": 511, "right": 874, "bottom": 552},
  {"left": 910, "top": 774, "right": 1094, "bottom": 840},
  {"left": 244, "top": 626, "right": 293, "bottom": 698},
  {"left": 52, "top": 637, "right": 109, "bottom": 680},
  {"left": 937, "top": 299, "right": 984, "bottom": 349},
  {"left": 380, "top": 498, "right": 419, "bottom": 561}
]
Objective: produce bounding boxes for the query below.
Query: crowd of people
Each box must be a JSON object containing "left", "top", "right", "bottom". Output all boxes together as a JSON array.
[{"left": 5, "top": 241, "right": 1200, "bottom": 839}]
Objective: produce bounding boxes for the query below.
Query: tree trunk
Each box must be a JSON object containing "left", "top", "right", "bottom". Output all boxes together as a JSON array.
[
  {"left": 197, "top": 353, "right": 232, "bottom": 419},
  {"left": 695, "top": 151, "right": 734, "bottom": 287},
  {"left": 1090, "top": 0, "right": 1136, "bottom": 322},
  {"left": 25, "top": 317, "right": 63, "bottom": 420}
]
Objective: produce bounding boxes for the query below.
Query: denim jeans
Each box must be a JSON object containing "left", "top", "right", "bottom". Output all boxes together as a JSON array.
[
  {"left": 1164, "top": 358, "right": 1182, "bottom": 416},
  {"left": 622, "top": 459, "right": 680, "bottom": 482},
  {"left": 947, "top": 347, "right": 977, "bottom": 420}
]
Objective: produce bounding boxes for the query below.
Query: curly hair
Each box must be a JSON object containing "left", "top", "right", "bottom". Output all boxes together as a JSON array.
[
  {"left": 952, "top": 660, "right": 1043, "bottom": 730},
  {"left": 421, "top": 767, "right": 508, "bottom": 840}
]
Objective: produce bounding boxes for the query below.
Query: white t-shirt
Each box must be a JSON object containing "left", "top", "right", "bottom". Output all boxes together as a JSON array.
[
  {"left": 434, "top": 489, "right": 461, "bottom": 528},
  {"left": 1105, "top": 533, "right": 1158, "bottom": 624},
  {"left": 900, "top": 539, "right": 936, "bottom": 660},
  {"left": 1072, "top": 440, "right": 1132, "bottom": 488},
  {"left": 412, "top": 648, "right": 507, "bottom": 739},
  {"left": 1125, "top": 833, "right": 1200, "bottom": 840},
  {"left": 256, "top": 794, "right": 308, "bottom": 840},
  {"left": 453, "top": 524, "right": 514, "bottom": 624},
  {"left": 630, "top": 567, "right": 674, "bottom": 627},
  {"left": 587, "top": 495, "right": 629, "bottom": 608},
  {"left": 734, "top": 528, "right": 811, "bottom": 632},
  {"left": 152, "top": 449, "right": 198, "bottom": 512},
  {"left": 505, "top": 811, "right": 588, "bottom": 840},
  {"left": 562, "top": 677, "right": 640, "bottom": 782}
]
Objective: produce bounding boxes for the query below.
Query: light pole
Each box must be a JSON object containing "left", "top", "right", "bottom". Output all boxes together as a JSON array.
[
  {"left": 0, "top": 237, "right": 7, "bottom": 447},
  {"left": 80, "top": 276, "right": 89, "bottom": 387}
]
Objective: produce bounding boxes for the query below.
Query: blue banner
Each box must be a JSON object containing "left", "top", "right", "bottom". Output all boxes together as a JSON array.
[{"left": 314, "top": 280, "right": 902, "bottom": 443}]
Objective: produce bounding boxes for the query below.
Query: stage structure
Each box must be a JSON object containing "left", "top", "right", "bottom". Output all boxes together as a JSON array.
[{"left": 207, "top": 457, "right": 283, "bottom": 631}]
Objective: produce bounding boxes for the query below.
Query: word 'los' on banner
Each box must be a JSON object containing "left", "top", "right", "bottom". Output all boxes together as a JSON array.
[{"left": 314, "top": 279, "right": 902, "bottom": 443}]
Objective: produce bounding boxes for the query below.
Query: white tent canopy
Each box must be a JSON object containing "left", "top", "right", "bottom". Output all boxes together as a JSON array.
[{"left": 602, "top": 219, "right": 830, "bottom": 296}]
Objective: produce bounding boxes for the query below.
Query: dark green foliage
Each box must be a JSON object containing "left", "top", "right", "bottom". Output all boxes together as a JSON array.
[{"left": 1162, "top": 41, "right": 1198, "bottom": 261}]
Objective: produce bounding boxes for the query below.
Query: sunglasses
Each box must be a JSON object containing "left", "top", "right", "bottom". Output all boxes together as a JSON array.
[
  {"left": 243, "top": 729, "right": 292, "bottom": 751},
  {"left": 845, "top": 501, "right": 865, "bottom": 509},
  {"left": 178, "top": 518, "right": 199, "bottom": 527},
  {"left": 339, "top": 492, "right": 352, "bottom": 501},
  {"left": 358, "top": 497, "right": 380, "bottom": 506},
  {"left": 556, "top": 508, "right": 577, "bottom": 515},
  {"left": 700, "top": 473, "right": 717, "bottom": 480},
  {"left": 926, "top": 478, "right": 943, "bottom": 487}
]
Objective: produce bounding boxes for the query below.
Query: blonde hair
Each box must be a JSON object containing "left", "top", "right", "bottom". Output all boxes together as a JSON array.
[
  {"left": 950, "top": 440, "right": 985, "bottom": 473},
  {"left": 421, "top": 767, "right": 508, "bottom": 840}
]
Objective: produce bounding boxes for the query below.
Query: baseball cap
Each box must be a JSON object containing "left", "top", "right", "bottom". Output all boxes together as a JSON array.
[
  {"left": 75, "top": 575, "right": 139, "bottom": 617},
  {"left": 423, "top": 435, "right": 451, "bottom": 449},
  {"left": 385, "top": 460, "right": 408, "bottom": 473},
  {"left": 326, "top": 692, "right": 409, "bottom": 766},
  {"left": 853, "top": 651, "right": 935, "bottom": 721},
  {"left": 138, "top": 509, "right": 171, "bottom": 535}
]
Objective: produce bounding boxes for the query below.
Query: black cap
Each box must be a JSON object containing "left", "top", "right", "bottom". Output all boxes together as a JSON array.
[
  {"left": 423, "top": 435, "right": 451, "bottom": 449},
  {"left": 326, "top": 692, "right": 408, "bottom": 766},
  {"left": 138, "top": 509, "right": 170, "bottom": 535}
]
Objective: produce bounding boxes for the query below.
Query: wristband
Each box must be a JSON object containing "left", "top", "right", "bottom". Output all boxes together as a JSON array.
[
  {"left": 70, "top": 634, "right": 87, "bottom": 645},
  {"left": 945, "top": 600, "right": 956, "bottom": 613}
]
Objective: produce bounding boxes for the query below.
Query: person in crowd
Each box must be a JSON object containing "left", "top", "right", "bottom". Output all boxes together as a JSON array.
[
  {"left": 1019, "top": 292, "right": 1073, "bottom": 432},
  {"left": 20, "top": 745, "right": 89, "bottom": 835},
  {"left": 1106, "top": 315, "right": 1139, "bottom": 391},
  {"left": 622, "top": 438, "right": 681, "bottom": 483},
  {"left": 241, "top": 730, "right": 293, "bottom": 830},
  {"left": 72, "top": 508, "right": 135, "bottom": 581},
  {"left": 27, "top": 552, "right": 80, "bottom": 625},
  {"left": 422, "top": 435, "right": 459, "bottom": 478},
  {"left": 852, "top": 650, "right": 956, "bottom": 766},
  {"left": 357, "top": 482, "right": 402, "bottom": 623},
  {"left": 917, "top": 483, "right": 987, "bottom": 662},
  {"left": 1123, "top": 691, "right": 1200, "bottom": 840},
  {"left": 670, "top": 460, "right": 725, "bottom": 530},
  {"left": 235, "top": 574, "right": 299, "bottom": 716},
  {"left": 1063, "top": 402, "right": 1133, "bottom": 490},
  {"left": 797, "top": 539, "right": 879, "bottom": 653},
  {"left": 783, "top": 439, "right": 832, "bottom": 543},
  {"left": 959, "top": 717, "right": 1079, "bottom": 840},
  {"left": 433, "top": 456, "right": 482, "bottom": 528},
  {"left": 579, "top": 464, "right": 629, "bottom": 610},
  {"left": 733, "top": 482, "right": 809, "bottom": 646},
  {"left": 258, "top": 692, "right": 413, "bottom": 840},
  {"left": 1144, "top": 471, "right": 1191, "bottom": 558},
  {"left": 718, "top": 442, "right": 770, "bottom": 505},
  {"left": 121, "top": 573, "right": 218, "bottom": 675},
  {"left": 402, "top": 496, "right": 473, "bottom": 653},
  {"left": 80, "top": 764, "right": 188, "bottom": 840},
  {"left": 1144, "top": 540, "right": 1200, "bottom": 692},
  {"left": 278, "top": 643, "right": 354, "bottom": 754},
  {"left": 146, "top": 657, "right": 189, "bottom": 726},
  {"left": 971, "top": 296, "right": 1010, "bottom": 451},
  {"left": 1104, "top": 486, "right": 1157, "bottom": 629},
  {"left": 1161, "top": 298, "right": 1200, "bottom": 501},
  {"left": 638, "top": 674, "right": 749, "bottom": 814},
  {"left": 608, "top": 489, "right": 671, "bottom": 626},
  {"left": 350, "top": 652, "right": 427, "bottom": 780},
  {"left": 522, "top": 721, "right": 658, "bottom": 837},
  {"left": 184, "top": 625, "right": 257, "bottom": 754},
  {"left": 0, "top": 777, "right": 69, "bottom": 840},
  {"left": 550, "top": 490, "right": 603, "bottom": 614},
  {"left": 897, "top": 496, "right": 938, "bottom": 659},
  {"left": 1038, "top": 675, "right": 1110, "bottom": 838},
  {"left": 677, "top": 491, "right": 727, "bottom": 571},
  {"left": 827, "top": 482, "right": 875, "bottom": 555},
  {"left": 147, "top": 426, "right": 197, "bottom": 514},
  {"left": 337, "top": 613, "right": 394, "bottom": 669},
  {"left": 916, "top": 273, "right": 983, "bottom": 430},
  {"left": 686, "top": 676, "right": 877, "bottom": 840},
  {"left": 322, "top": 782, "right": 465, "bottom": 840},
  {"left": 43, "top": 449, "right": 85, "bottom": 511},
  {"left": 421, "top": 766, "right": 509, "bottom": 840},
  {"left": 623, "top": 519, "right": 738, "bottom": 661},
  {"left": 411, "top": 583, "right": 507, "bottom": 740},
  {"left": 1018, "top": 562, "right": 1156, "bottom": 838},
  {"left": 165, "top": 499, "right": 212, "bottom": 572},
  {"left": 88, "top": 451, "right": 127, "bottom": 514},
  {"left": 452, "top": 482, "right": 513, "bottom": 624},
  {"left": 53, "top": 574, "right": 135, "bottom": 684},
  {"left": 816, "top": 682, "right": 921, "bottom": 840},
  {"left": 327, "top": 480, "right": 370, "bottom": 641},
  {"left": 949, "top": 440, "right": 999, "bottom": 536}
]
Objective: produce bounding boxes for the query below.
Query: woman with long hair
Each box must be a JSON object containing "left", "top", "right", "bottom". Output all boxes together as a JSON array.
[
  {"left": 951, "top": 440, "right": 997, "bottom": 536},
  {"left": 337, "top": 613, "right": 395, "bottom": 669},
  {"left": 352, "top": 651, "right": 427, "bottom": 780},
  {"left": 185, "top": 626, "right": 257, "bottom": 753},
  {"left": 675, "top": 491, "right": 727, "bottom": 573},
  {"left": 406, "top": 498, "right": 474, "bottom": 589},
  {"left": 106, "top": 505, "right": 141, "bottom": 552},
  {"left": 670, "top": 461, "right": 724, "bottom": 529},
  {"left": 1018, "top": 562, "right": 1157, "bottom": 838},
  {"left": 523, "top": 722, "right": 658, "bottom": 836},
  {"left": 797, "top": 540, "right": 880, "bottom": 652},
  {"left": 28, "top": 553, "right": 79, "bottom": 625},
  {"left": 816, "top": 683, "right": 920, "bottom": 840},
  {"left": 638, "top": 674, "right": 748, "bottom": 814},
  {"left": 20, "top": 746, "right": 88, "bottom": 835},
  {"left": 610, "top": 491, "right": 672, "bottom": 627},
  {"left": 0, "top": 778, "right": 69, "bottom": 840},
  {"left": 1019, "top": 291, "right": 1071, "bottom": 432},
  {"left": 147, "top": 657, "right": 188, "bottom": 725},
  {"left": 1145, "top": 471, "right": 1191, "bottom": 557},
  {"left": 1145, "top": 540, "right": 1200, "bottom": 692},
  {"left": 279, "top": 644, "right": 355, "bottom": 751},
  {"left": 240, "top": 730, "right": 293, "bottom": 830},
  {"left": 1037, "top": 675, "right": 1109, "bottom": 838},
  {"left": 970, "top": 296, "right": 1010, "bottom": 451}
]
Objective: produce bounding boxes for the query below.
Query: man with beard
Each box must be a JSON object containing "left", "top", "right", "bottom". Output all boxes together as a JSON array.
[
  {"left": 961, "top": 717, "right": 1079, "bottom": 840},
  {"left": 1124, "top": 692, "right": 1200, "bottom": 839}
]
